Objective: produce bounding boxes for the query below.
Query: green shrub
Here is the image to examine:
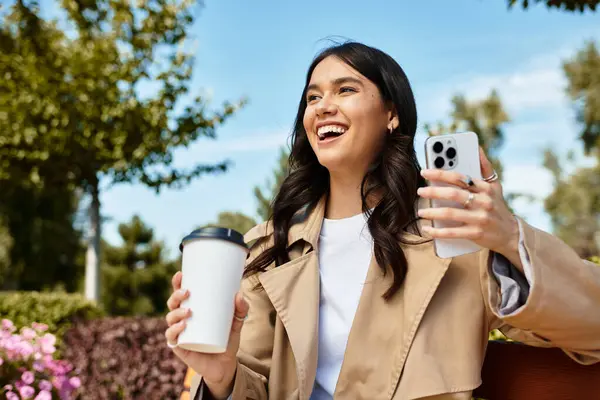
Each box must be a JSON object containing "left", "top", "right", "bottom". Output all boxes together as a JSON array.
[
  {"left": 0, "top": 291, "right": 103, "bottom": 342},
  {"left": 488, "top": 329, "right": 509, "bottom": 341},
  {"left": 589, "top": 256, "right": 600, "bottom": 265}
]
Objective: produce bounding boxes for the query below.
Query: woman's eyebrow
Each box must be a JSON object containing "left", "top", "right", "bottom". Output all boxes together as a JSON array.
[{"left": 306, "top": 76, "right": 363, "bottom": 92}]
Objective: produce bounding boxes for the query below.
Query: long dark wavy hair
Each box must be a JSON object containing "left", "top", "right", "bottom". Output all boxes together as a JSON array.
[{"left": 245, "top": 41, "right": 427, "bottom": 300}]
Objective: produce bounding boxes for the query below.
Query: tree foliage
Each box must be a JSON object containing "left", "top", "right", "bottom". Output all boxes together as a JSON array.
[
  {"left": 542, "top": 150, "right": 600, "bottom": 258},
  {"left": 210, "top": 147, "right": 290, "bottom": 234},
  {"left": 0, "top": 217, "right": 14, "bottom": 289},
  {"left": 254, "top": 147, "right": 290, "bottom": 222},
  {"left": 0, "top": 0, "right": 244, "bottom": 301},
  {"left": 508, "top": 0, "right": 599, "bottom": 12},
  {"left": 541, "top": 41, "right": 600, "bottom": 258},
  {"left": 210, "top": 212, "right": 258, "bottom": 236},
  {"left": 563, "top": 41, "right": 600, "bottom": 160},
  {"left": 0, "top": 183, "right": 83, "bottom": 292},
  {"left": 425, "top": 90, "right": 510, "bottom": 178},
  {"left": 0, "top": 0, "right": 243, "bottom": 192},
  {"left": 102, "top": 215, "right": 177, "bottom": 316}
]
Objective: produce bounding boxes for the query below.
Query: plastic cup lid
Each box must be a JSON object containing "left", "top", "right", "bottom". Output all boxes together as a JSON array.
[{"left": 179, "top": 226, "right": 248, "bottom": 252}]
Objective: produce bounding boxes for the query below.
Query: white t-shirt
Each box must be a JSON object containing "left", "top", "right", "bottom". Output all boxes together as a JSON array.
[{"left": 311, "top": 212, "right": 373, "bottom": 399}]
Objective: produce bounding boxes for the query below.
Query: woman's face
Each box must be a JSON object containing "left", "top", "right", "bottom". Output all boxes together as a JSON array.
[{"left": 303, "top": 56, "right": 397, "bottom": 176}]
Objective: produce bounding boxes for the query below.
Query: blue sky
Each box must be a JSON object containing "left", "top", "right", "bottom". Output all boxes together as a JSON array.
[{"left": 96, "top": 0, "right": 600, "bottom": 256}]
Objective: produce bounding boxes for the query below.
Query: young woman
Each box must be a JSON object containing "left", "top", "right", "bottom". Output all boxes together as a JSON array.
[{"left": 165, "top": 42, "right": 600, "bottom": 400}]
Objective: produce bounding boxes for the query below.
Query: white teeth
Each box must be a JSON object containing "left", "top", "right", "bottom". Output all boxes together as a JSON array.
[{"left": 317, "top": 125, "right": 347, "bottom": 138}]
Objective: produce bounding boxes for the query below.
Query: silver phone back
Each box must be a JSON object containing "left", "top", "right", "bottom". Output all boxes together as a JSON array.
[{"left": 424, "top": 131, "right": 482, "bottom": 258}]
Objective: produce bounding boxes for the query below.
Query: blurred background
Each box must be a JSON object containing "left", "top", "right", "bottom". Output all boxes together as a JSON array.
[{"left": 1, "top": 0, "right": 599, "bottom": 398}]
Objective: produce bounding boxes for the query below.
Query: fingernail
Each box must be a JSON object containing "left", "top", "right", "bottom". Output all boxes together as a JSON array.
[
  {"left": 417, "top": 188, "right": 423, "bottom": 195},
  {"left": 186, "top": 308, "right": 192, "bottom": 316},
  {"left": 417, "top": 209, "right": 423, "bottom": 217},
  {"left": 178, "top": 289, "right": 188, "bottom": 296},
  {"left": 420, "top": 170, "right": 426, "bottom": 176}
]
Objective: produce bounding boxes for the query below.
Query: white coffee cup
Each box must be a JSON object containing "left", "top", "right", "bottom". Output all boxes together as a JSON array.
[{"left": 176, "top": 226, "right": 249, "bottom": 353}]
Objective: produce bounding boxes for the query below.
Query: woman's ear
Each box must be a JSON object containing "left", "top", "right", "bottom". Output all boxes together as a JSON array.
[{"left": 387, "top": 109, "right": 399, "bottom": 133}]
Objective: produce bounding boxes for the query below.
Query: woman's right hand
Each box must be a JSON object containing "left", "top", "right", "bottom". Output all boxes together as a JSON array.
[{"left": 165, "top": 271, "right": 249, "bottom": 399}]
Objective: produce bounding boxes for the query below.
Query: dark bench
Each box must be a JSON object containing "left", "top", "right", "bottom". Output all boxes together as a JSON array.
[
  {"left": 473, "top": 340, "right": 600, "bottom": 399},
  {"left": 181, "top": 341, "right": 600, "bottom": 399}
]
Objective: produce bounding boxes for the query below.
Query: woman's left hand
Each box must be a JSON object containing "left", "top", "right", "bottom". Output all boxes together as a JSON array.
[{"left": 416, "top": 147, "right": 520, "bottom": 260}]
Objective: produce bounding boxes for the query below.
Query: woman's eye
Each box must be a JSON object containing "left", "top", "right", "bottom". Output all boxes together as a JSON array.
[
  {"left": 307, "top": 94, "right": 320, "bottom": 102},
  {"left": 339, "top": 87, "right": 356, "bottom": 94}
]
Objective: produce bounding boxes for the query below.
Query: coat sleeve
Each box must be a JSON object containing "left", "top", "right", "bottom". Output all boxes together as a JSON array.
[{"left": 481, "top": 217, "right": 600, "bottom": 365}]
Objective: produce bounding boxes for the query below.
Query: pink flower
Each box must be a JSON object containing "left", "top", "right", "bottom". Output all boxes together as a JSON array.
[
  {"left": 16, "top": 340, "right": 35, "bottom": 358},
  {"left": 31, "top": 323, "right": 48, "bottom": 332},
  {"left": 6, "top": 391, "right": 19, "bottom": 400},
  {"left": 21, "top": 327, "right": 36, "bottom": 340},
  {"left": 39, "top": 333, "right": 56, "bottom": 347},
  {"left": 68, "top": 376, "right": 81, "bottom": 389},
  {"left": 39, "top": 334, "right": 56, "bottom": 355},
  {"left": 22, "top": 371, "right": 35, "bottom": 385},
  {"left": 3, "top": 384, "right": 13, "bottom": 391},
  {"left": 34, "top": 391, "right": 51, "bottom": 400},
  {"left": 52, "top": 376, "right": 65, "bottom": 390},
  {"left": 2, "top": 319, "right": 15, "bottom": 332},
  {"left": 41, "top": 344, "right": 55, "bottom": 355},
  {"left": 19, "top": 385, "right": 35, "bottom": 399},
  {"left": 38, "top": 380, "right": 52, "bottom": 392}
]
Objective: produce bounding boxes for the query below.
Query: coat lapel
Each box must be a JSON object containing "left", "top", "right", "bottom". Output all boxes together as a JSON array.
[
  {"left": 259, "top": 253, "right": 320, "bottom": 400},
  {"left": 334, "top": 234, "right": 452, "bottom": 400},
  {"left": 257, "top": 197, "right": 326, "bottom": 400}
]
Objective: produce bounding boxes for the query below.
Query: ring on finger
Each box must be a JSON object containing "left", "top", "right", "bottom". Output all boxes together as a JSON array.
[
  {"left": 234, "top": 314, "right": 248, "bottom": 322},
  {"left": 167, "top": 340, "right": 178, "bottom": 349},
  {"left": 483, "top": 170, "right": 499, "bottom": 183},
  {"left": 462, "top": 192, "right": 475, "bottom": 209},
  {"left": 462, "top": 175, "right": 475, "bottom": 188}
]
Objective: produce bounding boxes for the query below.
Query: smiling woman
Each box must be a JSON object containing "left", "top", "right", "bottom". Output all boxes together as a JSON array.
[
  {"left": 248, "top": 43, "right": 424, "bottom": 300},
  {"left": 165, "top": 41, "right": 600, "bottom": 400}
]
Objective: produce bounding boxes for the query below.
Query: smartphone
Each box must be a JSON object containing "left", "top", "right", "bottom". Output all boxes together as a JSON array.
[{"left": 424, "top": 131, "right": 482, "bottom": 258}]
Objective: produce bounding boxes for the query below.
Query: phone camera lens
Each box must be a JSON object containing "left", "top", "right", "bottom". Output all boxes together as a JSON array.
[
  {"left": 434, "top": 157, "right": 445, "bottom": 169},
  {"left": 433, "top": 142, "right": 444, "bottom": 153},
  {"left": 446, "top": 147, "right": 456, "bottom": 158}
]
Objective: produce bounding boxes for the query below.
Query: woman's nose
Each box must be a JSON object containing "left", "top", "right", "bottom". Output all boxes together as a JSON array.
[{"left": 315, "top": 95, "right": 338, "bottom": 117}]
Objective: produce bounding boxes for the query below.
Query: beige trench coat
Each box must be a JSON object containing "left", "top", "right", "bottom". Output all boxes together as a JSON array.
[{"left": 190, "top": 197, "right": 600, "bottom": 400}]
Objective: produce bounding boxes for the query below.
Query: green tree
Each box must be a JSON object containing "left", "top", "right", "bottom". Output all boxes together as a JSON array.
[
  {"left": 209, "top": 147, "right": 290, "bottom": 234},
  {"left": 254, "top": 147, "right": 290, "bottom": 222},
  {"left": 0, "top": 0, "right": 244, "bottom": 302},
  {"left": 102, "top": 215, "right": 177, "bottom": 316},
  {"left": 0, "top": 216, "right": 13, "bottom": 289},
  {"left": 0, "top": 182, "right": 83, "bottom": 292},
  {"left": 563, "top": 41, "right": 600, "bottom": 160},
  {"left": 211, "top": 212, "right": 257, "bottom": 235},
  {"left": 542, "top": 150, "right": 600, "bottom": 258},
  {"left": 541, "top": 41, "right": 600, "bottom": 258},
  {"left": 508, "top": 0, "right": 599, "bottom": 12},
  {"left": 425, "top": 90, "right": 509, "bottom": 177}
]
